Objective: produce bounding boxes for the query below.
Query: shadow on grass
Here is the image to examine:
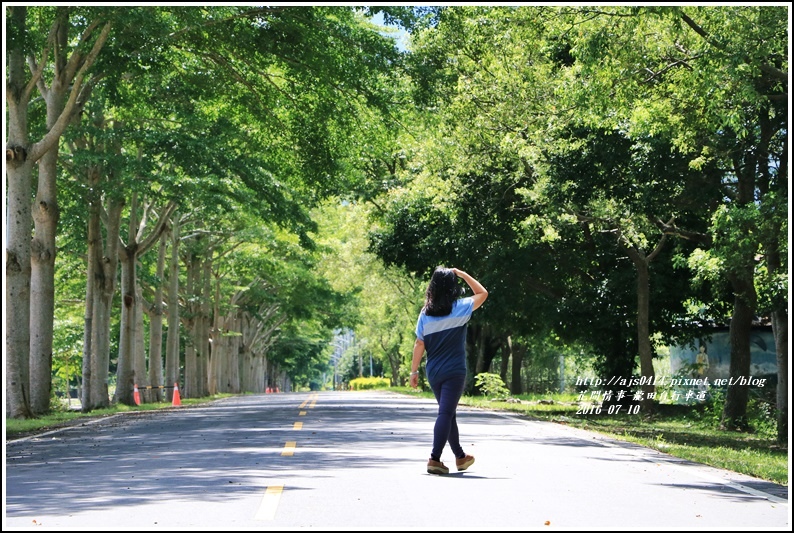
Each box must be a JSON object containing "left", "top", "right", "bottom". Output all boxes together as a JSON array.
[{"left": 474, "top": 400, "right": 786, "bottom": 455}]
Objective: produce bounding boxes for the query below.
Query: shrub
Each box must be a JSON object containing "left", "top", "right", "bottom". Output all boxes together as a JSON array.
[
  {"left": 474, "top": 372, "right": 511, "bottom": 399},
  {"left": 349, "top": 376, "right": 390, "bottom": 390}
]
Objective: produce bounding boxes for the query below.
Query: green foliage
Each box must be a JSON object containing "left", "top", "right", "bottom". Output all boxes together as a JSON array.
[
  {"left": 745, "top": 396, "right": 778, "bottom": 439},
  {"left": 313, "top": 198, "right": 422, "bottom": 386},
  {"left": 474, "top": 373, "right": 511, "bottom": 399},
  {"left": 698, "top": 388, "right": 777, "bottom": 439},
  {"left": 19, "top": 5, "right": 787, "bottom": 434},
  {"left": 349, "top": 376, "right": 390, "bottom": 390},
  {"left": 51, "top": 317, "right": 84, "bottom": 412},
  {"left": 700, "top": 388, "right": 726, "bottom": 427}
]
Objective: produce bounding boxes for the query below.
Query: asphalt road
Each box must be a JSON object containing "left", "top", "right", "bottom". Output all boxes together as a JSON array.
[{"left": 3, "top": 391, "right": 790, "bottom": 530}]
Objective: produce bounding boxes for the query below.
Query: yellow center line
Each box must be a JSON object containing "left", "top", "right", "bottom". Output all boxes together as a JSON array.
[
  {"left": 254, "top": 485, "right": 283, "bottom": 521},
  {"left": 281, "top": 441, "right": 297, "bottom": 456},
  {"left": 298, "top": 410, "right": 307, "bottom": 416},
  {"left": 293, "top": 421, "right": 303, "bottom": 430},
  {"left": 299, "top": 398, "right": 309, "bottom": 408},
  {"left": 309, "top": 397, "right": 317, "bottom": 408}
]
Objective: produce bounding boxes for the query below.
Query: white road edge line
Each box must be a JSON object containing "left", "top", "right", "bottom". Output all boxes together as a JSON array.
[{"left": 492, "top": 410, "right": 789, "bottom": 506}]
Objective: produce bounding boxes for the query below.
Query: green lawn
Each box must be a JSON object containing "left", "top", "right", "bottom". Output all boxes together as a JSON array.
[{"left": 393, "top": 387, "right": 788, "bottom": 486}]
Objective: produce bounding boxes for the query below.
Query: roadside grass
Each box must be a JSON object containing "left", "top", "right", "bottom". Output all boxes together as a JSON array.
[
  {"left": 6, "top": 387, "right": 787, "bottom": 486},
  {"left": 5, "top": 395, "right": 232, "bottom": 437},
  {"left": 391, "top": 386, "right": 788, "bottom": 486}
]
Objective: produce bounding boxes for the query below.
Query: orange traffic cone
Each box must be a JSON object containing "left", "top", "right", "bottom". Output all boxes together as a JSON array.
[
  {"left": 266, "top": 387, "right": 271, "bottom": 394},
  {"left": 133, "top": 384, "right": 141, "bottom": 406},
  {"left": 172, "top": 382, "right": 181, "bottom": 406}
]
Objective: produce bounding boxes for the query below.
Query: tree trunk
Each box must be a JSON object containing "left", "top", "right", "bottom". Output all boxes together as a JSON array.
[
  {"left": 116, "top": 244, "right": 138, "bottom": 406},
  {"left": 466, "top": 324, "right": 501, "bottom": 394},
  {"left": 380, "top": 331, "right": 402, "bottom": 386},
  {"left": 239, "top": 341, "right": 254, "bottom": 392},
  {"left": 239, "top": 312, "right": 267, "bottom": 393},
  {"left": 239, "top": 308, "right": 276, "bottom": 393},
  {"left": 6, "top": 156, "right": 34, "bottom": 419},
  {"left": 183, "top": 252, "right": 199, "bottom": 398},
  {"left": 29, "top": 131, "right": 60, "bottom": 415},
  {"left": 389, "top": 345, "right": 401, "bottom": 387},
  {"left": 84, "top": 192, "right": 123, "bottom": 411},
  {"left": 509, "top": 337, "right": 524, "bottom": 395},
  {"left": 29, "top": 10, "right": 70, "bottom": 414},
  {"left": 165, "top": 217, "right": 180, "bottom": 402},
  {"left": 81, "top": 183, "right": 100, "bottom": 411},
  {"left": 134, "top": 282, "right": 149, "bottom": 401},
  {"left": 499, "top": 336, "right": 510, "bottom": 385},
  {"left": 6, "top": 5, "right": 35, "bottom": 420},
  {"left": 757, "top": 109, "right": 787, "bottom": 443},
  {"left": 721, "top": 129, "right": 761, "bottom": 431},
  {"left": 634, "top": 259, "right": 655, "bottom": 413},
  {"left": 114, "top": 193, "right": 175, "bottom": 405},
  {"left": 8, "top": 7, "right": 110, "bottom": 417},
  {"left": 208, "top": 275, "right": 224, "bottom": 395},
  {"left": 208, "top": 302, "right": 221, "bottom": 395},
  {"left": 197, "top": 256, "right": 213, "bottom": 397},
  {"left": 114, "top": 188, "right": 140, "bottom": 406},
  {"left": 229, "top": 315, "right": 241, "bottom": 394},
  {"left": 771, "top": 309, "right": 788, "bottom": 444},
  {"left": 764, "top": 192, "right": 788, "bottom": 443},
  {"left": 721, "top": 273, "right": 756, "bottom": 431},
  {"left": 475, "top": 326, "right": 487, "bottom": 376},
  {"left": 81, "top": 203, "right": 96, "bottom": 412},
  {"left": 619, "top": 231, "right": 666, "bottom": 414},
  {"left": 147, "top": 231, "right": 168, "bottom": 402}
]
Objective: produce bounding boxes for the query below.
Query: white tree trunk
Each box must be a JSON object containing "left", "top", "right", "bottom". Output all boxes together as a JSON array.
[
  {"left": 6, "top": 157, "right": 34, "bottom": 419},
  {"left": 115, "top": 189, "right": 139, "bottom": 406},
  {"left": 7, "top": 7, "right": 110, "bottom": 418},
  {"left": 197, "top": 256, "right": 213, "bottom": 397},
  {"left": 229, "top": 315, "right": 241, "bottom": 394},
  {"left": 6, "top": 5, "right": 37, "bottom": 420},
  {"left": 84, "top": 192, "right": 123, "bottom": 411},
  {"left": 115, "top": 193, "right": 176, "bottom": 405},
  {"left": 208, "top": 277, "right": 222, "bottom": 395},
  {"left": 29, "top": 138, "right": 60, "bottom": 414},
  {"left": 116, "top": 247, "right": 137, "bottom": 405},
  {"left": 165, "top": 217, "right": 180, "bottom": 402},
  {"left": 134, "top": 281, "right": 148, "bottom": 400},
  {"left": 147, "top": 231, "right": 168, "bottom": 403},
  {"left": 183, "top": 253, "right": 199, "bottom": 398}
]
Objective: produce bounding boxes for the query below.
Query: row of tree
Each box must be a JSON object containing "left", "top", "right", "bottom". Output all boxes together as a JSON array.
[
  {"left": 5, "top": 5, "right": 417, "bottom": 417},
  {"left": 4, "top": 6, "right": 788, "bottom": 444},
  {"left": 363, "top": 6, "right": 788, "bottom": 441}
]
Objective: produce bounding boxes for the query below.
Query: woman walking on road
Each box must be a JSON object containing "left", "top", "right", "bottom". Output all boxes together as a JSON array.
[{"left": 410, "top": 267, "right": 488, "bottom": 475}]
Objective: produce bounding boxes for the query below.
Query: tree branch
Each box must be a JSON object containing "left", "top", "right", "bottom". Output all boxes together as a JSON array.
[
  {"left": 680, "top": 10, "right": 787, "bottom": 84},
  {"left": 654, "top": 217, "right": 711, "bottom": 245}
]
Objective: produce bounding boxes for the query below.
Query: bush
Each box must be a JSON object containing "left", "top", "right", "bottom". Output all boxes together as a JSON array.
[
  {"left": 349, "top": 376, "right": 390, "bottom": 390},
  {"left": 474, "top": 372, "right": 511, "bottom": 399}
]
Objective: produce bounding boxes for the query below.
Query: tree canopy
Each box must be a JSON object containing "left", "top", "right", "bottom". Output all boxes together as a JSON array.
[{"left": 5, "top": 4, "right": 788, "bottom": 441}]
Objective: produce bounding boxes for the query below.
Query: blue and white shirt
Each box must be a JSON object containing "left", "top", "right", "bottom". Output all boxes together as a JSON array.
[{"left": 415, "top": 297, "right": 475, "bottom": 384}]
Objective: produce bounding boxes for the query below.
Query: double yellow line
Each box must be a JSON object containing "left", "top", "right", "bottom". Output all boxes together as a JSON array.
[{"left": 256, "top": 392, "right": 319, "bottom": 521}]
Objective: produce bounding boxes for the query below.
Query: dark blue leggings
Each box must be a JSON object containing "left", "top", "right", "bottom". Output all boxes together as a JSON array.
[{"left": 429, "top": 374, "right": 466, "bottom": 461}]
